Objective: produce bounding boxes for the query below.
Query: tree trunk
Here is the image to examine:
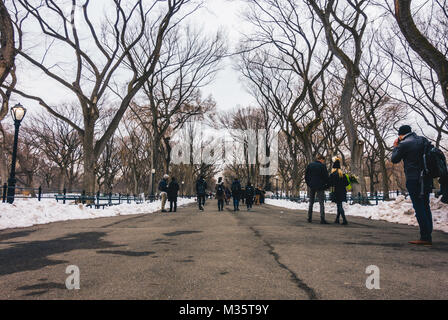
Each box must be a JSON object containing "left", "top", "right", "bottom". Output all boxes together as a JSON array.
[
  {"left": 82, "top": 128, "right": 96, "bottom": 194},
  {"left": 394, "top": 0, "right": 448, "bottom": 111},
  {"left": 58, "top": 167, "right": 66, "bottom": 193},
  {"left": 340, "top": 72, "right": 365, "bottom": 197},
  {"left": 0, "top": 0, "right": 16, "bottom": 121}
]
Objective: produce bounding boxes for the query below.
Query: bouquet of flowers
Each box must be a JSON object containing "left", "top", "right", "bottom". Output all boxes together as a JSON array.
[{"left": 347, "top": 174, "right": 359, "bottom": 184}]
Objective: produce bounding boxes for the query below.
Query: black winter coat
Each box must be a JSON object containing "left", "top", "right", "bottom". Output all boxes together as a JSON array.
[
  {"left": 231, "top": 180, "right": 242, "bottom": 199},
  {"left": 305, "top": 161, "right": 329, "bottom": 191},
  {"left": 329, "top": 172, "right": 349, "bottom": 203},
  {"left": 391, "top": 133, "right": 429, "bottom": 181},
  {"left": 245, "top": 186, "right": 255, "bottom": 200},
  {"left": 167, "top": 181, "right": 179, "bottom": 201},
  {"left": 196, "top": 178, "right": 207, "bottom": 195},
  {"left": 158, "top": 179, "right": 168, "bottom": 192}
]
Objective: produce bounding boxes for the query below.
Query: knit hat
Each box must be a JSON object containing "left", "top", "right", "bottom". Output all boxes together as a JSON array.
[
  {"left": 398, "top": 125, "right": 412, "bottom": 136},
  {"left": 332, "top": 159, "right": 341, "bottom": 169}
]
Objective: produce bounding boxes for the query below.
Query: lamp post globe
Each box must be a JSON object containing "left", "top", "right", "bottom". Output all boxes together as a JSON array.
[
  {"left": 7, "top": 103, "right": 27, "bottom": 204},
  {"left": 181, "top": 181, "right": 184, "bottom": 197},
  {"left": 151, "top": 169, "right": 156, "bottom": 197}
]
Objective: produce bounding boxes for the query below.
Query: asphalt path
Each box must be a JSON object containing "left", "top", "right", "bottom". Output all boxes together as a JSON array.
[{"left": 0, "top": 200, "right": 447, "bottom": 299}]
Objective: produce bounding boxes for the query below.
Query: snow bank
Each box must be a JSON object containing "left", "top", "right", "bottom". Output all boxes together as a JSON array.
[
  {"left": 0, "top": 198, "right": 196, "bottom": 231},
  {"left": 266, "top": 196, "right": 448, "bottom": 233}
]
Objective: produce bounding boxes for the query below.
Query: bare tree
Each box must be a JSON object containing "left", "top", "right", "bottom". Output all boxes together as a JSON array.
[
  {"left": 128, "top": 22, "right": 225, "bottom": 193},
  {"left": 379, "top": 1, "right": 448, "bottom": 147},
  {"left": 5, "top": 0, "right": 198, "bottom": 193},
  {"left": 0, "top": 0, "right": 16, "bottom": 122},
  {"left": 393, "top": 0, "right": 448, "bottom": 111},
  {"left": 24, "top": 105, "right": 82, "bottom": 192},
  {"left": 308, "top": 0, "right": 369, "bottom": 196}
]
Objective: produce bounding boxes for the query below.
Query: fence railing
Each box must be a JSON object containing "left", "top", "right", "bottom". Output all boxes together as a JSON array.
[
  {"left": 0, "top": 184, "right": 197, "bottom": 209},
  {"left": 268, "top": 191, "right": 406, "bottom": 205}
]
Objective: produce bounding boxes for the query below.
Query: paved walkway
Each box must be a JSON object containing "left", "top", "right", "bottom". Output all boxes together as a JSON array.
[{"left": 0, "top": 201, "right": 447, "bottom": 299}]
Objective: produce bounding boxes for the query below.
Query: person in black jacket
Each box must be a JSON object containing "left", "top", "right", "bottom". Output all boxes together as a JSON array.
[
  {"left": 245, "top": 182, "right": 255, "bottom": 211},
  {"left": 329, "top": 158, "right": 349, "bottom": 225},
  {"left": 392, "top": 125, "right": 433, "bottom": 245},
  {"left": 215, "top": 177, "right": 225, "bottom": 211},
  {"left": 231, "top": 178, "right": 242, "bottom": 211},
  {"left": 167, "top": 177, "right": 180, "bottom": 212},
  {"left": 305, "top": 154, "right": 329, "bottom": 224},
  {"left": 196, "top": 176, "right": 207, "bottom": 211}
]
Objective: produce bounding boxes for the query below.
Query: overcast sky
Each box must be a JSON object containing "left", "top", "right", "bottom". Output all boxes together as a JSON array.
[{"left": 12, "top": 0, "right": 256, "bottom": 118}]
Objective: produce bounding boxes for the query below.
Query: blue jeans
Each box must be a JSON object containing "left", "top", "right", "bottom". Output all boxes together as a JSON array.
[
  {"left": 233, "top": 197, "right": 240, "bottom": 210},
  {"left": 406, "top": 179, "right": 433, "bottom": 241},
  {"left": 335, "top": 202, "right": 346, "bottom": 222}
]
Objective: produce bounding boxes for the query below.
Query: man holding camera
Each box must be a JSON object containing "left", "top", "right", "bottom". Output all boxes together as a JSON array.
[{"left": 392, "top": 125, "right": 433, "bottom": 245}]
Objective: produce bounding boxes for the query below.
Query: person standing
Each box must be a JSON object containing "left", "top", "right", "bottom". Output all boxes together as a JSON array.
[
  {"left": 392, "top": 125, "right": 433, "bottom": 245},
  {"left": 196, "top": 176, "right": 207, "bottom": 211},
  {"left": 305, "top": 155, "right": 329, "bottom": 224},
  {"left": 168, "top": 177, "right": 180, "bottom": 212},
  {"left": 158, "top": 174, "right": 169, "bottom": 212},
  {"left": 231, "top": 178, "right": 242, "bottom": 211},
  {"left": 215, "top": 177, "right": 225, "bottom": 211},
  {"left": 245, "top": 182, "right": 255, "bottom": 211},
  {"left": 255, "top": 187, "right": 261, "bottom": 205},
  {"left": 225, "top": 187, "right": 231, "bottom": 205},
  {"left": 260, "top": 188, "right": 265, "bottom": 205},
  {"left": 329, "top": 158, "right": 349, "bottom": 225}
]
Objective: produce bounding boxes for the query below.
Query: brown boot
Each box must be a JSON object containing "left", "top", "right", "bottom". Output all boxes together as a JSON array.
[{"left": 408, "top": 240, "right": 432, "bottom": 246}]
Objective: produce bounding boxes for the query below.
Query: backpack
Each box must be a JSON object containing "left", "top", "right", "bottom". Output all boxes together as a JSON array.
[
  {"left": 216, "top": 184, "right": 224, "bottom": 196},
  {"left": 423, "top": 142, "right": 448, "bottom": 179},
  {"left": 197, "top": 180, "right": 206, "bottom": 194},
  {"left": 246, "top": 186, "right": 254, "bottom": 198},
  {"left": 231, "top": 182, "right": 241, "bottom": 193}
]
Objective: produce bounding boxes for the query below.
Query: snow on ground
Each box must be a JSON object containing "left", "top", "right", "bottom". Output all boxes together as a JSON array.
[
  {"left": 266, "top": 196, "right": 448, "bottom": 233},
  {"left": 0, "top": 198, "right": 196, "bottom": 231}
]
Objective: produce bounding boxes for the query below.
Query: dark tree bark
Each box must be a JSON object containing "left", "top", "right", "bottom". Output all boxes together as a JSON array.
[
  {"left": 394, "top": 0, "right": 448, "bottom": 110},
  {"left": 0, "top": 0, "right": 16, "bottom": 121}
]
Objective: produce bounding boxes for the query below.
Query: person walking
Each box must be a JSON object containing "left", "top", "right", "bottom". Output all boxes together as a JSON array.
[
  {"left": 260, "top": 188, "right": 265, "bottom": 205},
  {"left": 392, "top": 125, "right": 434, "bottom": 245},
  {"left": 225, "top": 187, "right": 231, "bottom": 205},
  {"left": 215, "top": 177, "right": 225, "bottom": 211},
  {"left": 245, "top": 182, "right": 255, "bottom": 211},
  {"left": 329, "top": 158, "right": 349, "bottom": 225},
  {"left": 167, "top": 177, "right": 180, "bottom": 212},
  {"left": 305, "top": 154, "right": 329, "bottom": 224},
  {"left": 255, "top": 187, "right": 261, "bottom": 205},
  {"left": 196, "top": 176, "right": 207, "bottom": 211},
  {"left": 231, "top": 178, "right": 242, "bottom": 211},
  {"left": 158, "top": 174, "right": 169, "bottom": 212}
]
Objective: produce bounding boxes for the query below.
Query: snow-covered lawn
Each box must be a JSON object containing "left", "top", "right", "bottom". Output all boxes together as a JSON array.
[
  {"left": 0, "top": 198, "right": 196, "bottom": 231},
  {"left": 266, "top": 196, "right": 448, "bottom": 233}
]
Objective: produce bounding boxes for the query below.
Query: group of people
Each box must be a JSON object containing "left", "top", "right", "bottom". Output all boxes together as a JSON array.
[
  {"left": 201, "top": 176, "right": 265, "bottom": 212},
  {"left": 158, "top": 174, "right": 180, "bottom": 213},
  {"left": 306, "top": 125, "right": 437, "bottom": 245},
  {"left": 305, "top": 155, "right": 350, "bottom": 225},
  {"left": 157, "top": 125, "right": 439, "bottom": 246}
]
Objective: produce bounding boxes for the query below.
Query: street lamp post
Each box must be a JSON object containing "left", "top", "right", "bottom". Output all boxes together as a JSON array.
[
  {"left": 7, "top": 103, "right": 27, "bottom": 204},
  {"left": 181, "top": 181, "right": 184, "bottom": 198},
  {"left": 151, "top": 169, "right": 156, "bottom": 198},
  {"left": 275, "top": 176, "right": 279, "bottom": 199}
]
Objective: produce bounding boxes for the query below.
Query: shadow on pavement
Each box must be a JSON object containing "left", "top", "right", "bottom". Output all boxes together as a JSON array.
[
  {"left": 163, "top": 230, "right": 202, "bottom": 237},
  {"left": 0, "top": 230, "right": 37, "bottom": 242},
  {"left": 96, "top": 250, "right": 156, "bottom": 257},
  {"left": 0, "top": 232, "right": 121, "bottom": 276}
]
